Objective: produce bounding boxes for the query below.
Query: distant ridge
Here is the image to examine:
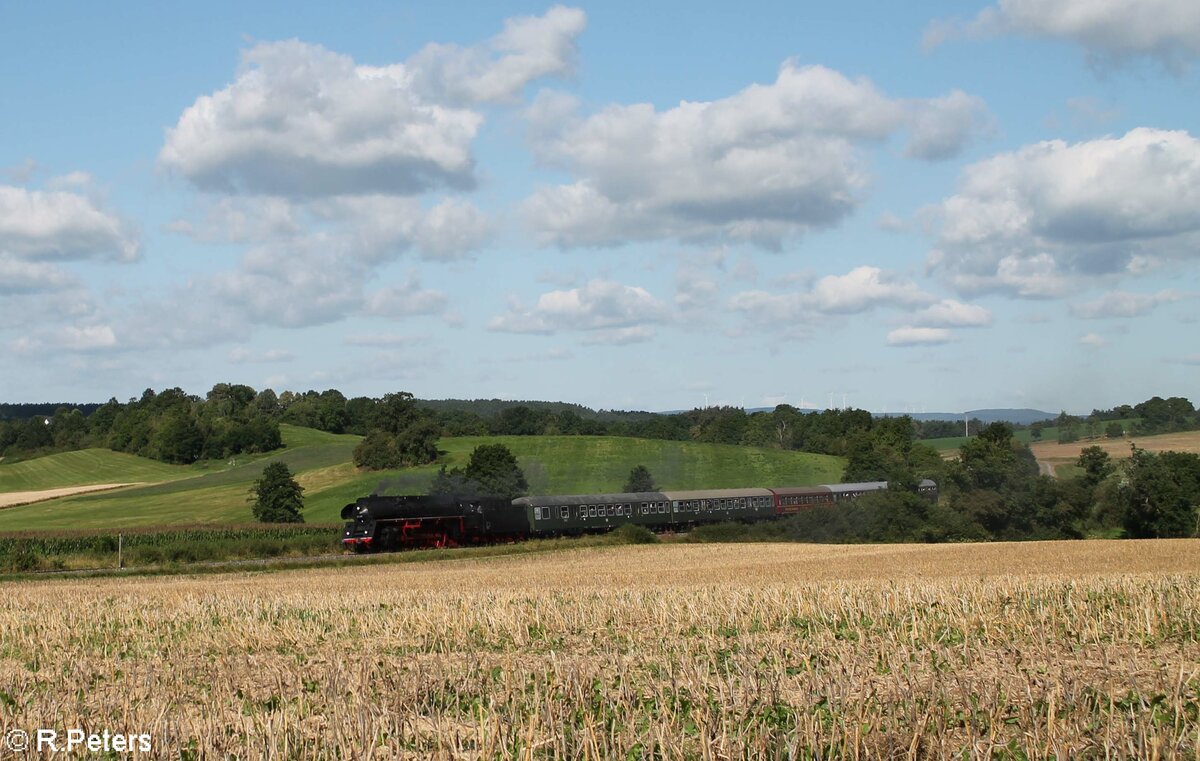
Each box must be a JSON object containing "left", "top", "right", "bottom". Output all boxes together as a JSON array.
[
  {"left": 671, "top": 407, "right": 1057, "bottom": 425},
  {"left": 883, "top": 409, "right": 1056, "bottom": 425}
]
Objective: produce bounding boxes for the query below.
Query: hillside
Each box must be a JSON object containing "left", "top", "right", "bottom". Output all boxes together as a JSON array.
[
  {"left": 0, "top": 449, "right": 191, "bottom": 492},
  {"left": 0, "top": 432, "right": 845, "bottom": 530}
]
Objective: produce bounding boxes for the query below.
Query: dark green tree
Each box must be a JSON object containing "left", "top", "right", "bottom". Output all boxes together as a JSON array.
[
  {"left": 250, "top": 462, "right": 305, "bottom": 523},
  {"left": 1077, "top": 446, "right": 1114, "bottom": 487},
  {"left": 1120, "top": 447, "right": 1200, "bottom": 538},
  {"left": 353, "top": 430, "right": 402, "bottom": 470},
  {"left": 395, "top": 419, "right": 441, "bottom": 465},
  {"left": 428, "top": 466, "right": 483, "bottom": 498},
  {"left": 624, "top": 465, "right": 657, "bottom": 492},
  {"left": 1106, "top": 422, "right": 1125, "bottom": 439},
  {"left": 373, "top": 392, "right": 419, "bottom": 435},
  {"left": 462, "top": 443, "right": 528, "bottom": 499},
  {"left": 152, "top": 411, "right": 204, "bottom": 464}
]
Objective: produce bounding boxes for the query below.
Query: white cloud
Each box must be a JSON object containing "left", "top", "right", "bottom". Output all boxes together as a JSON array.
[
  {"left": 925, "top": 128, "right": 1200, "bottom": 297},
  {"left": 809, "top": 266, "right": 933, "bottom": 313},
  {"left": 44, "top": 171, "right": 94, "bottom": 192},
  {"left": 674, "top": 254, "right": 722, "bottom": 312},
  {"left": 409, "top": 198, "right": 493, "bottom": 260},
  {"left": 926, "top": 0, "right": 1200, "bottom": 70},
  {"left": 228, "top": 346, "right": 294, "bottom": 363},
  {"left": 0, "top": 255, "right": 74, "bottom": 293},
  {"left": 580, "top": 326, "right": 656, "bottom": 345},
  {"left": 886, "top": 326, "right": 953, "bottom": 346},
  {"left": 170, "top": 195, "right": 491, "bottom": 263},
  {"left": 14, "top": 324, "right": 118, "bottom": 354},
  {"left": 166, "top": 197, "right": 300, "bottom": 243},
  {"left": 307, "top": 195, "right": 489, "bottom": 263},
  {"left": 160, "top": 9, "right": 584, "bottom": 198},
  {"left": 160, "top": 40, "right": 482, "bottom": 197},
  {"left": 1080, "top": 332, "right": 1108, "bottom": 347},
  {"left": 728, "top": 290, "right": 807, "bottom": 326},
  {"left": 209, "top": 240, "right": 366, "bottom": 328},
  {"left": 0, "top": 185, "right": 139, "bottom": 261},
  {"left": 729, "top": 266, "right": 934, "bottom": 335},
  {"left": 489, "top": 279, "right": 668, "bottom": 336},
  {"left": 906, "top": 90, "right": 991, "bottom": 161},
  {"left": 362, "top": 276, "right": 448, "bottom": 318},
  {"left": 1070, "top": 289, "right": 1183, "bottom": 318},
  {"left": 910, "top": 299, "right": 993, "bottom": 327},
  {"left": 344, "top": 333, "right": 423, "bottom": 347},
  {"left": 524, "top": 63, "right": 987, "bottom": 249},
  {"left": 408, "top": 5, "right": 586, "bottom": 105}
]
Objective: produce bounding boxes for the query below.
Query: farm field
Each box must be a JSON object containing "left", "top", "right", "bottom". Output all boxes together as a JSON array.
[
  {"left": 1030, "top": 429, "right": 1200, "bottom": 472},
  {"left": 0, "top": 483, "right": 142, "bottom": 509},
  {"left": 0, "top": 448, "right": 190, "bottom": 492},
  {"left": 1, "top": 540, "right": 1196, "bottom": 758},
  {"left": 0, "top": 433, "right": 844, "bottom": 530}
]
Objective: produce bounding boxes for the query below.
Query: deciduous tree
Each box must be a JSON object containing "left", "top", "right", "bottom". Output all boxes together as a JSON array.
[{"left": 250, "top": 462, "right": 305, "bottom": 523}]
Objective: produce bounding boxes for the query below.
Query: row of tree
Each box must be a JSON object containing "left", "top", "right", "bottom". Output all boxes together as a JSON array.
[
  {"left": 825, "top": 424, "right": 1199, "bottom": 541},
  {"left": 0, "top": 387, "right": 283, "bottom": 464}
]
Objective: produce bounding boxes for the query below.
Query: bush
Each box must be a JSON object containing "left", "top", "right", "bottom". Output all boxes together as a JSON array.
[
  {"left": 608, "top": 524, "right": 659, "bottom": 545},
  {"left": 2, "top": 545, "right": 43, "bottom": 572},
  {"left": 685, "top": 522, "right": 749, "bottom": 543}
]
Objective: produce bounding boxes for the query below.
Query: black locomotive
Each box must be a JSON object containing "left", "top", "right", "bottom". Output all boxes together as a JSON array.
[{"left": 342, "top": 479, "right": 938, "bottom": 552}]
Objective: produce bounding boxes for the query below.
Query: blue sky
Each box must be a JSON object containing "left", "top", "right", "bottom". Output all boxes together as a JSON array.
[{"left": 2, "top": 1, "right": 1198, "bottom": 412}]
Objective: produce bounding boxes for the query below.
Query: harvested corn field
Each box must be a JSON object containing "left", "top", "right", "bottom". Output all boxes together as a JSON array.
[{"left": 1, "top": 540, "right": 1198, "bottom": 758}]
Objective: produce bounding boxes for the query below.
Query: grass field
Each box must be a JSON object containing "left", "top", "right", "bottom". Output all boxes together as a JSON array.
[
  {"left": 0, "top": 449, "right": 190, "bottom": 492},
  {"left": 0, "top": 433, "right": 844, "bottom": 530},
  {"left": 1, "top": 540, "right": 1196, "bottom": 758}
]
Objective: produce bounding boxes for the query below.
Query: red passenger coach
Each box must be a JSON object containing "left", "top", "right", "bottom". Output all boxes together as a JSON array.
[{"left": 768, "top": 485, "right": 836, "bottom": 515}]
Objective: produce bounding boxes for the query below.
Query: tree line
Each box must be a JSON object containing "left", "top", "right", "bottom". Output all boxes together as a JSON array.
[
  {"left": 702, "top": 422, "right": 1199, "bottom": 543},
  {"left": 0, "top": 386, "right": 282, "bottom": 464}
]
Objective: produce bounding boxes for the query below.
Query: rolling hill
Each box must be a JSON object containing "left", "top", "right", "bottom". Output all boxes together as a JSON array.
[{"left": 0, "top": 430, "right": 846, "bottom": 530}]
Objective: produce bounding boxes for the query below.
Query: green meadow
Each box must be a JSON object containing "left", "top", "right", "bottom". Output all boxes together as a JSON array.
[{"left": 0, "top": 429, "right": 845, "bottom": 530}]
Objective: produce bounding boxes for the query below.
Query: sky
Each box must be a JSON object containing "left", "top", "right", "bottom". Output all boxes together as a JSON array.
[{"left": 1, "top": 1, "right": 1198, "bottom": 413}]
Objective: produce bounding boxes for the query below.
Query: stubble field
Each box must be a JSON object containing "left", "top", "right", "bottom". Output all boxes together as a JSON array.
[{"left": 1, "top": 540, "right": 1198, "bottom": 759}]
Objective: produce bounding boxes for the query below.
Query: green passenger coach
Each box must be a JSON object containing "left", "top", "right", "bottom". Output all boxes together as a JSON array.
[
  {"left": 514, "top": 487, "right": 776, "bottom": 537},
  {"left": 515, "top": 492, "right": 671, "bottom": 535}
]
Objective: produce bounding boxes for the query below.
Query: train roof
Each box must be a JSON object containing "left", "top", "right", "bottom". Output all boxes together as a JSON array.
[
  {"left": 513, "top": 492, "right": 666, "bottom": 507},
  {"left": 820, "top": 481, "right": 889, "bottom": 493},
  {"left": 769, "top": 485, "right": 835, "bottom": 496},
  {"left": 660, "top": 488, "right": 774, "bottom": 500}
]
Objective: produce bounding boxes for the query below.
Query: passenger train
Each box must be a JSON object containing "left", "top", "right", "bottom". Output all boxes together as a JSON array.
[{"left": 341, "top": 479, "right": 938, "bottom": 552}]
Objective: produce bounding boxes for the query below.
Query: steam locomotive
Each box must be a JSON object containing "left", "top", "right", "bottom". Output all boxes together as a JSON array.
[{"left": 341, "top": 479, "right": 938, "bottom": 552}]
